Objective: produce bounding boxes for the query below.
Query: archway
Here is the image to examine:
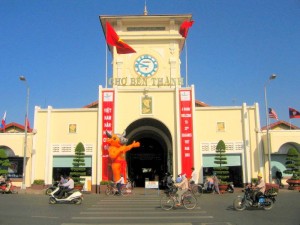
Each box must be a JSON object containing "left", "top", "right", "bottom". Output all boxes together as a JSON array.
[{"left": 125, "top": 118, "right": 172, "bottom": 187}]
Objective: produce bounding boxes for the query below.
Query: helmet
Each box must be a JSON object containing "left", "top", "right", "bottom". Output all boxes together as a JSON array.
[{"left": 257, "top": 172, "right": 262, "bottom": 178}]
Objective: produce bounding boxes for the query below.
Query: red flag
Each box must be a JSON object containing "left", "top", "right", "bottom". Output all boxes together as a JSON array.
[
  {"left": 1, "top": 111, "right": 6, "bottom": 132},
  {"left": 25, "top": 116, "right": 30, "bottom": 130},
  {"left": 268, "top": 108, "right": 278, "bottom": 120},
  {"left": 289, "top": 107, "right": 300, "bottom": 119},
  {"left": 179, "top": 20, "right": 194, "bottom": 38},
  {"left": 106, "top": 22, "right": 136, "bottom": 54}
]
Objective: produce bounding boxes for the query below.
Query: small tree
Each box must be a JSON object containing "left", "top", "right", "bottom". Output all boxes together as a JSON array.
[
  {"left": 213, "top": 140, "right": 229, "bottom": 183},
  {"left": 70, "top": 142, "right": 86, "bottom": 185},
  {"left": 0, "top": 149, "right": 11, "bottom": 175},
  {"left": 284, "top": 147, "right": 300, "bottom": 179}
]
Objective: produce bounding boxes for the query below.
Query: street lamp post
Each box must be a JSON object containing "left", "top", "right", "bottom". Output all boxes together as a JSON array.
[
  {"left": 264, "top": 74, "right": 277, "bottom": 183},
  {"left": 19, "top": 75, "right": 30, "bottom": 190}
]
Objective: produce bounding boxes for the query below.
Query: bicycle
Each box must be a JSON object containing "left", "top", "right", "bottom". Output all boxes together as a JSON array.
[
  {"left": 105, "top": 182, "right": 120, "bottom": 196},
  {"left": 160, "top": 186, "right": 197, "bottom": 210},
  {"left": 105, "top": 181, "right": 134, "bottom": 196},
  {"left": 120, "top": 180, "right": 134, "bottom": 196},
  {"left": 189, "top": 182, "right": 203, "bottom": 196}
]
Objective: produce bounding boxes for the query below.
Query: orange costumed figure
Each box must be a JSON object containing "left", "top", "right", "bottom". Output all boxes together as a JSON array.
[{"left": 106, "top": 131, "right": 140, "bottom": 182}]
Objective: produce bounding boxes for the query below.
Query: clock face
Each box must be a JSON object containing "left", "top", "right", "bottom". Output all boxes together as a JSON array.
[{"left": 134, "top": 55, "right": 158, "bottom": 77}]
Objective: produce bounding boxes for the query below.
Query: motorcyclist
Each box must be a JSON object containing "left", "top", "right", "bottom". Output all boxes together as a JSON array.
[
  {"left": 251, "top": 172, "right": 266, "bottom": 205},
  {"left": 57, "top": 175, "right": 74, "bottom": 199}
]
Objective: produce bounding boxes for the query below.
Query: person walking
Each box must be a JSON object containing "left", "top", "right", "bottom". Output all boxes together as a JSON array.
[
  {"left": 190, "top": 167, "right": 198, "bottom": 185},
  {"left": 212, "top": 174, "right": 220, "bottom": 194}
]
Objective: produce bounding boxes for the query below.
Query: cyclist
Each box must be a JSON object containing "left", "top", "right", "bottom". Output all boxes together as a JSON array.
[
  {"left": 116, "top": 174, "right": 125, "bottom": 195},
  {"left": 174, "top": 173, "right": 189, "bottom": 206}
]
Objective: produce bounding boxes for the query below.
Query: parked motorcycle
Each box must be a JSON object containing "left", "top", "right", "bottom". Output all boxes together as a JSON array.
[
  {"left": 200, "top": 182, "right": 234, "bottom": 193},
  {"left": 0, "top": 179, "right": 18, "bottom": 194},
  {"left": 225, "top": 183, "right": 234, "bottom": 193},
  {"left": 49, "top": 186, "right": 83, "bottom": 204},
  {"left": 233, "top": 186, "right": 276, "bottom": 211},
  {"left": 45, "top": 181, "right": 59, "bottom": 195}
]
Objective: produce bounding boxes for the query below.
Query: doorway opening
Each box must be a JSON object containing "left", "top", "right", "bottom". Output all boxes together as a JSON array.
[{"left": 125, "top": 118, "right": 172, "bottom": 187}]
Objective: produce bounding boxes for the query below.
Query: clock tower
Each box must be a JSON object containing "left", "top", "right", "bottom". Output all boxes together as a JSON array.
[{"left": 100, "top": 14, "right": 192, "bottom": 88}]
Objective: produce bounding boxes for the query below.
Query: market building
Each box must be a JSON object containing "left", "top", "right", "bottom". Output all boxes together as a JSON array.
[{"left": 0, "top": 12, "right": 299, "bottom": 193}]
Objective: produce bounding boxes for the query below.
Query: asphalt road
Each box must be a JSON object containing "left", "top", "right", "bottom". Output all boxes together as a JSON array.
[{"left": 0, "top": 188, "right": 299, "bottom": 225}]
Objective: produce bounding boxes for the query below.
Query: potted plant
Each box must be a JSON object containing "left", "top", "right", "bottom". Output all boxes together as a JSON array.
[
  {"left": 284, "top": 147, "right": 300, "bottom": 190},
  {"left": 31, "top": 179, "right": 45, "bottom": 189},
  {"left": 70, "top": 142, "right": 86, "bottom": 190},
  {"left": 99, "top": 180, "right": 111, "bottom": 194},
  {"left": 213, "top": 140, "right": 230, "bottom": 193}
]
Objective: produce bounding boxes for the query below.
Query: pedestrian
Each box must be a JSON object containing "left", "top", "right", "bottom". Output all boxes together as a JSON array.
[
  {"left": 212, "top": 174, "right": 220, "bottom": 194},
  {"left": 190, "top": 167, "right": 198, "bottom": 185},
  {"left": 276, "top": 170, "right": 283, "bottom": 187}
]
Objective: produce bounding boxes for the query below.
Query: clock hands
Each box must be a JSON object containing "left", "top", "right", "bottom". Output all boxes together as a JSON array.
[{"left": 139, "top": 62, "right": 149, "bottom": 68}]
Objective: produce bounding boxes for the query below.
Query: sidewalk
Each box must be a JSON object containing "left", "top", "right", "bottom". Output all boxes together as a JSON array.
[{"left": 16, "top": 186, "right": 292, "bottom": 195}]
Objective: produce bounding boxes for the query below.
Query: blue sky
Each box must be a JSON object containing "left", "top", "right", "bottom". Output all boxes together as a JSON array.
[{"left": 1, "top": 0, "right": 300, "bottom": 128}]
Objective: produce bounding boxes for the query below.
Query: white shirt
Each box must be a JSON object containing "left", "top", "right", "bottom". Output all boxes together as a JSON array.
[
  {"left": 62, "top": 178, "right": 74, "bottom": 189},
  {"left": 116, "top": 176, "right": 125, "bottom": 184},
  {"left": 191, "top": 170, "right": 198, "bottom": 182}
]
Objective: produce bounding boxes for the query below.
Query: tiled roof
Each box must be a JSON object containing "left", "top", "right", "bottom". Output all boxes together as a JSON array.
[
  {"left": 261, "top": 120, "right": 299, "bottom": 130},
  {"left": 0, "top": 122, "right": 33, "bottom": 133}
]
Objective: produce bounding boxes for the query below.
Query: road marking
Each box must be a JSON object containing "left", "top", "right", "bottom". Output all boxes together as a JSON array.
[
  {"left": 80, "top": 211, "right": 208, "bottom": 215},
  {"left": 32, "top": 215, "right": 59, "bottom": 219},
  {"left": 72, "top": 216, "right": 213, "bottom": 220},
  {"left": 63, "top": 223, "right": 193, "bottom": 225}
]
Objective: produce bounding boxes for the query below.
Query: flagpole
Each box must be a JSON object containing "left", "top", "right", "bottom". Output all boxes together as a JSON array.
[
  {"left": 105, "top": 42, "right": 108, "bottom": 88},
  {"left": 185, "top": 41, "right": 188, "bottom": 87}
]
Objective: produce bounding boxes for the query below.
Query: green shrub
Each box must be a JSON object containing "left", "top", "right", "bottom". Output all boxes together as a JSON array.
[
  {"left": 33, "top": 179, "right": 45, "bottom": 185},
  {"left": 70, "top": 142, "right": 86, "bottom": 185},
  {"left": 213, "top": 140, "right": 229, "bottom": 183}
]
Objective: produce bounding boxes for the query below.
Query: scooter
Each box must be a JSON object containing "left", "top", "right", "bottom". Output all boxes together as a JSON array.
[
  {"left": 0, "top": 180, "right": 18, "bottom": 194},
  {"left": 233, "top": 186, "right": 276, "bottom": 211},
  {"left": 49, "top": 186, "right": 83, "bottom": 204},
  {"left": 45, "top": 181, "right": 59, "bottom": 195}
]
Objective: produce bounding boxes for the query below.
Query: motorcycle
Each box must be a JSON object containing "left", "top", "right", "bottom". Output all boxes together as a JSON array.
[
  {"left": 0, "top": 180, "right": 18, "bottom": 194},
  {"left": 233, "top": 186, "right": 276, "bottom": 211},
  {"left": 225, "top": 183, "right": 234, "bottom": 193},
  {"left": 45, "top": 181, "right": 59, "bottom": 195},
  {"left": 49, "top": 186, "right": 83, "bottom": 204}
]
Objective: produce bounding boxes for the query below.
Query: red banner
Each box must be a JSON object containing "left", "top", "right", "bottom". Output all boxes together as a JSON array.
[
  {"left": 102, "top": 90, "right": 115, "bottom": 181},
  {"left": 179, "top": 89, "right": 194, "bottom": 177}
]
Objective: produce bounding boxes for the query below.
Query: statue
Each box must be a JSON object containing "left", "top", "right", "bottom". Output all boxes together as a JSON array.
[{"left": 105, "top": 131, "right": 140, "bottom": 182}]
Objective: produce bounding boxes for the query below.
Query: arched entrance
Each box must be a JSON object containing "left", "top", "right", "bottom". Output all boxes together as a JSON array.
[{"left": 125, "top": 118, "right": 172, "bottom": 187}]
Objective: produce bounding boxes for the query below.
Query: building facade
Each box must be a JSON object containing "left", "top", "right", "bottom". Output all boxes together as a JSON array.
[{"left": 1, "top": 13, "right": 299, "bottom": 192}]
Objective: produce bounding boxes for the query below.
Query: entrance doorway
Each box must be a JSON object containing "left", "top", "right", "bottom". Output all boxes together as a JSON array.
[{"left": 125, "top": 118, "right": 172, "bottom": 187}]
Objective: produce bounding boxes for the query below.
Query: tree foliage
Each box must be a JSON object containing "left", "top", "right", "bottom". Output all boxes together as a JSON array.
[
  {"left": 0, "top": 149, "right": 11, "bottom": 175},
  {"left": 70, "top": 142, "right": 86, "bottom": 184},
  {"left": 284, "top": 147, "right": 300, "bottom": 179},
  {"left": 213, "top": 140, "right": 229, "bottom": 183}
]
